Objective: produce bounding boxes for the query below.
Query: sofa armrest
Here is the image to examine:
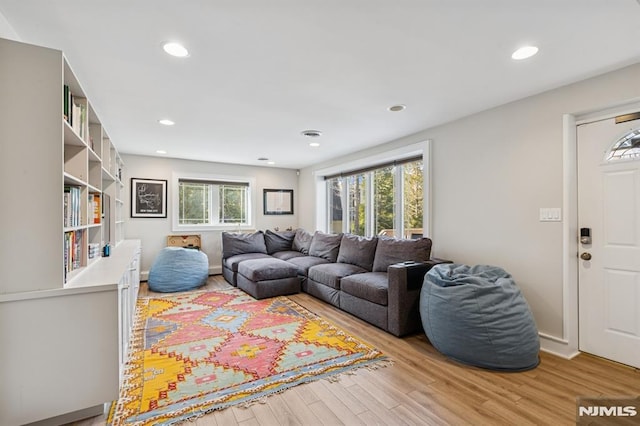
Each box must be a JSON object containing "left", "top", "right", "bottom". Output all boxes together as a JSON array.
[{"left": 387, "top": 259, "right": 452, "bottom": 336}]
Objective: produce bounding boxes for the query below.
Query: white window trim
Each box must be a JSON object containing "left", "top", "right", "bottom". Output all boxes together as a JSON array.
[
  {"left": 314, "top": 141, "right": 431, "bottom": 237},
  {"left": 172, "top": 171, "right": 256, "bottom": 232}
]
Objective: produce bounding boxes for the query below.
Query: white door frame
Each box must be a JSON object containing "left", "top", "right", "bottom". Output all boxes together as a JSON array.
[{"left": 557, "top": 99, "right": 640, "bottom": 359}]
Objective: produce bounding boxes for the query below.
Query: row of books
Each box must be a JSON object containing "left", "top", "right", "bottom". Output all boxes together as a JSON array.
[
  {"left": 63, "top": 230, "right": 83, "bottom": 282},
  {"left": 64, "top": 185, "right": 82, "bottom": 228},
  {"left": 63, "top": 85, "right": 90, "bottom": 144}
]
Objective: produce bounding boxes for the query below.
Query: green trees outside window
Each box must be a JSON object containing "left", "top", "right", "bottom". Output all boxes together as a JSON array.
[
  {"left": 347, "top": 173, "right": 367, "bottom": 236},
  {"left": 179, "top": 182, "right": 209, "bottom": 225},
  {"left": 374, "top": 166, "right": 394, "bottom": 235},
  {"left": 329, "top": 178, "right": 343, "bottom": 234},
  {"left": 327, "top": 159, "right": 423, "bottom": 238},
  {"left": 403, "top": 161, "right": 424, "bottom": 237},
  {"left": 219, "top": 185, "right": 247, "bottom": 223},
  {"left": 178, "top": 180, "right": 249, "bottom": 226}
]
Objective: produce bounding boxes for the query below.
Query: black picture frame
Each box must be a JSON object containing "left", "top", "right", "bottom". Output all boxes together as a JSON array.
[
  {"left": 263, "top": 189, "right": 294, "bottom": 215},
  {"left": 131, "top": 178, "right": 167, "bottom": 218}
]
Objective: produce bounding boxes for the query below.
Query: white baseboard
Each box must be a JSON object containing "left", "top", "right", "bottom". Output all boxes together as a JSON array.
[
  {"left": 24, "top": 404, "right": 104, "bottom": 426},
  {"left": 539, "top": 332, "right": 580, "bottom": 359}
]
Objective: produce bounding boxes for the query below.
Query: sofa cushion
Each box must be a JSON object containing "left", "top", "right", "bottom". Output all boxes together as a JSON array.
[
  {"left": 223, "top": 252, "right": 272, "bottom": 272},
  {"left": 309, "top": 231, "right": 343, "bottom": 262},
  {"left": 308, "top": 262, "right": 367, "bottom": 290},
  {"left": 372, "top": 237, "right": 432, "bottom": 272},
  {"left": 337, "top": 234, "right": 378, "bottom": 271},
  {"left": 222, "top": 231, "right": 267, "bottom": 258},
  {"left": 271, "top": 250, "right": 306, "bottom": 261},
  {"left": 341, "top": 272, "right": 389, "bottom": 306},
  {"left": 238, "top": 258, "right": 298, "bottom": 282},
  {"left": 286, "top": 256, "right": 330, "bottom": 276},
  {"left": 264, "top": 229, "right": 296, "bottom": 254},
  {"left": 292, "top": 228, "right": 313, "bottom": 254}
]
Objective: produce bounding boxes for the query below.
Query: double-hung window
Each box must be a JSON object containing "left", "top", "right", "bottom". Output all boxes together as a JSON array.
[
  {"left": 173, "top": 173, "right": 254, "bottom": 230},
  {"left": 326, "top": 156, "right": 424, "bottom": 238}
]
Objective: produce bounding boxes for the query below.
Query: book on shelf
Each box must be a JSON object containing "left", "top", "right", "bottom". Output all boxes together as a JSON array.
[
  {"left": 63, "top": 229, "right": 84, "bottom": 281},
  {"left": 71, "top": 96, "right": 88, "bottom": 142},
  {"left": 92, "top": 193, "right": 101, "bottom": 224},
  {"left": 63, "top": 85, "right": 70, "bottom": 122},
  {"left": 64, "top": 185, "right": 82, "bottom": 228},
  {"left": 62, "top": 85, "right": 89, "bottom": 143}
]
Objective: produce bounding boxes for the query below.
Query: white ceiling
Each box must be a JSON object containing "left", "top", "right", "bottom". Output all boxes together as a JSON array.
[{"left": 1, "top": 1, "right": 640, "bottom": 169}]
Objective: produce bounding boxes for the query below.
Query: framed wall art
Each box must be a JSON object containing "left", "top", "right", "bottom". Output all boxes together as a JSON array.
[
  {"left": 131, "top": 178, "right": 167, "bottom": 218},
  {"left": 263, "top": 189, "right": 294, "bottom": 215}
]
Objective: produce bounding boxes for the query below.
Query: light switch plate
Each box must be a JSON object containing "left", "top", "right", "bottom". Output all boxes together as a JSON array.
[{"left": 540, "top": 207, "right": 562, "bottom": 222}]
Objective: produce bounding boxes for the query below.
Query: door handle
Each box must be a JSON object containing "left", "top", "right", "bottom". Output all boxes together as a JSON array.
[{"left": 580, "top": 252, "right": 592, "bottom": 261}]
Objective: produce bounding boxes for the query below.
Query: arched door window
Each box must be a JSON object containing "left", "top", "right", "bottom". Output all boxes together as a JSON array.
[{"left": 606, "top": 128, "right": 640, "bottom": 162}]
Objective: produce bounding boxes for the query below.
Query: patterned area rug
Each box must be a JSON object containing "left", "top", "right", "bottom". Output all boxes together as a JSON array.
[{"left": 109, "top": 288, "right": 388, "bottom": 425}]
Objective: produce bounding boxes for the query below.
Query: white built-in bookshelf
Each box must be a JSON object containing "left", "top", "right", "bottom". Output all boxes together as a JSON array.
[
  {"left": 0, "top": 37, "right": 139, "bottom": 425},
  {"left": 63, "top": 63, "right": 125, "bottom": 282}
]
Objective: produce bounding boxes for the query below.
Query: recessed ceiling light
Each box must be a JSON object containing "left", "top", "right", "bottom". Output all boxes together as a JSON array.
[
  {"left": 511, "top": 46, "right": 539, "bottom": 60},
  {"left": 267, "top": 161, "right": 275, "bottom": 165},
  {"left": 158, "top": 119, "right": 175, "bottom": 126},
  {"left": 162, "top": 42, "right": 189, "bottom": 58},
  {"left": 156, "top": 150, "right": 167, "bottom": 154},
  {"left": 301, "top": 130, "right": 322, "bottom": 138},
  {"left": 309, "top": 142, "right": 320, "bottom": 147},
  {"left": 388, "top": 104, "right": 406, "bottom": 112}
]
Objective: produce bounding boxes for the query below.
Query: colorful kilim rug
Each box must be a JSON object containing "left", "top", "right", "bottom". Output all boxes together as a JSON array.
[{"left": 108, "top": 288, "right": 388, "bottom": 425}]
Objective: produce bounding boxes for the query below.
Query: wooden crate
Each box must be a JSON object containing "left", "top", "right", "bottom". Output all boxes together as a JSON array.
[{"left": 167, "top": 234, "right": 201, "bottom": 250}]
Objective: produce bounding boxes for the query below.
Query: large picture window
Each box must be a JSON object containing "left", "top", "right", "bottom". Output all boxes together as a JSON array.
[
  {"left": 326, "top": 157, "right": 423, "bottom": 238},
  {"left": 173, "top": 173, "right": 253, "bottom": 230}
]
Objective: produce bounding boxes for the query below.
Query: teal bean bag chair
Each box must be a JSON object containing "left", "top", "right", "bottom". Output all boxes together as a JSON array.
[
  {"left": 420, "top": 264, "right": 539, "bottom": 371},
  {"left": 148, "top": 247, "right": 209, "bottom": 292}
]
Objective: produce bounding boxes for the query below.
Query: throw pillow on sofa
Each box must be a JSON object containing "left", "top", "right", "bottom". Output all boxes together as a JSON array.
[
  {"left": 222, "top": 231, "right": 267, "bottom": 258},
  {"left": 292, "top": 228, "right": 313, "bottom": 254},
  {"left": 264, "top": 229, "right": 296, "bottom": 254},
  {"left": 337, "top": 234, "right": 378, "bottom": 271},
  {"left": 372, "top": 237, "right": 432, "bottom": 272},
  {"left": 309, "top": 231, "right": 343, "bottom": 262}
]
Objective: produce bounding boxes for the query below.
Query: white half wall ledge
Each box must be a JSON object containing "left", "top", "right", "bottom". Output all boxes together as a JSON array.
[{"left": 539, "top": 332, "right": 580, "bottom": 359}]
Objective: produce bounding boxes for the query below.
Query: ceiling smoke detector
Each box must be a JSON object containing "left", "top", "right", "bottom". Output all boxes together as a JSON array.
[{"left": 301, "top": 130, "right": 322, "bottom": 138}]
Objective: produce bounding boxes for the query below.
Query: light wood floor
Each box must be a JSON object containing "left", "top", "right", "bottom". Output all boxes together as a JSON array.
[{"left": 73, "top": 275, "right": 639, "bottom": 426}]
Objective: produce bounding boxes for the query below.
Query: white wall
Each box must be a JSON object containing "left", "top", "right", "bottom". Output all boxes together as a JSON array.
[
  {"left": 299, "top": 62, "right": 640, "bottom": 344},
  {"left": 122, "top": 154, "right": 299, "bottom": 276},
  {"left": 0, "top": 10, "right": 19, "bottom": 40}
]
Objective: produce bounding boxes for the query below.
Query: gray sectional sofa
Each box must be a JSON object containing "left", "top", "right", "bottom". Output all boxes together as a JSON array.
[{"left": 222, "top": 229, "right": 448, "bottom": 337}]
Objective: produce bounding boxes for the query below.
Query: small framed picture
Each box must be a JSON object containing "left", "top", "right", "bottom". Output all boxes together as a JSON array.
[
  {"left": 263, "top": 189, "right": 294, "bottom": 215},
  {"left": 131, "top": 178, "right": 167, "bottom": 218}
]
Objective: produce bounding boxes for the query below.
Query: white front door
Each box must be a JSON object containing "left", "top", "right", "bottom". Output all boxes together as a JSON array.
[{"left": 577, "top": 115, "right": 640, "bottom": 368}]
